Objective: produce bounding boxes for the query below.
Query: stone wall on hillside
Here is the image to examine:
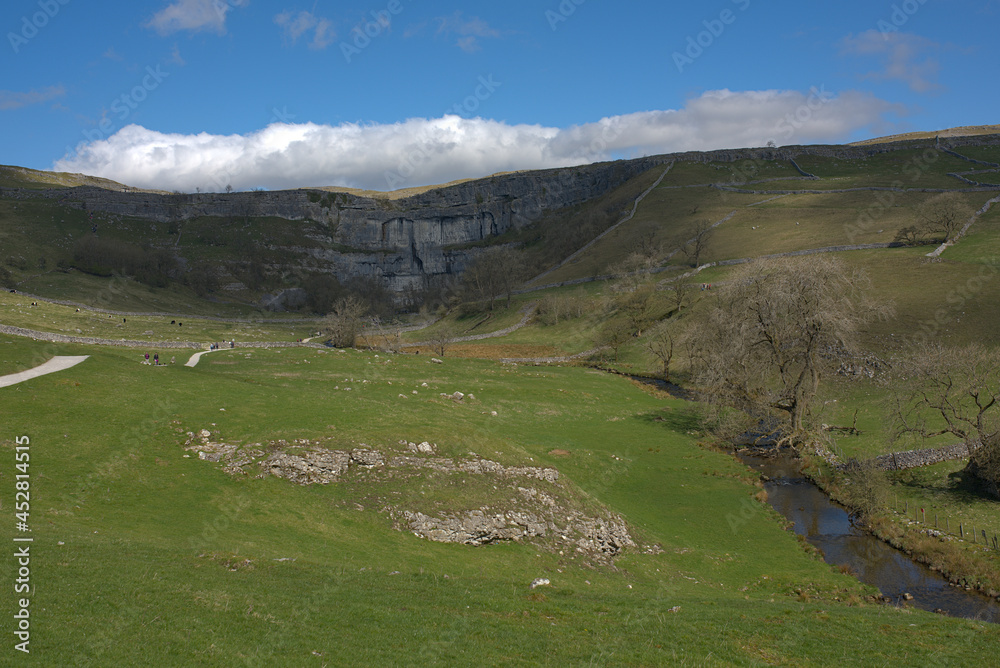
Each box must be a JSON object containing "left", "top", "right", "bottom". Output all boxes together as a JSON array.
[{"left": 865, "top": 443, "right": 972, "bottom": 471}]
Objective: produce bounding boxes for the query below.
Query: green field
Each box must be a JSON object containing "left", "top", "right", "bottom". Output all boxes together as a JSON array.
[{"left": 3, "top": 334, "right": 999, "bottom": 665}]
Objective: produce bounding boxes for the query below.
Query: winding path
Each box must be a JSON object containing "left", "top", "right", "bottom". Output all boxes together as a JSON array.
[
  {"left": 184, "top": 349, "right": 221, "bottom": 367},
  {"left": 0, "top": 356, "right": 89, "bottom": 388},
  {"left": 525, "top": 163, "right": 675, "bottom": 287}
]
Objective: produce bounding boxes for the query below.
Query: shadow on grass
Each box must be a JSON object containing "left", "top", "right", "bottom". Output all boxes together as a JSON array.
[
  {"left": 636, "top": 405, "right": 704, "bottom": 434},
  {"left": 892, "top": 464, "right": 999, "bottom": 505}
]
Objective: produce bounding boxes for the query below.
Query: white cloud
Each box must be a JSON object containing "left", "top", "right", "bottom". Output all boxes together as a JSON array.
[
  {"left": 0, "top": 85, "right": 66, "bottom": 111},
  {"left": 436, "top": 12, "right": 499, "bottom": 53},
  {"left": 54, "top": 89, "right": 903, "bottom": 193},
  {"left": 841, "top": 30, "right": 942, "bottom": 93},
  {"left": 275, "top": 10, "right": 335, "bottom": 50},
  {"left": 145, "top": 0, "right": 247, "bottom": 36}
]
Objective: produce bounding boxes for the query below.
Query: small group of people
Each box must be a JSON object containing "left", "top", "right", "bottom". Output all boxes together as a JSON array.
[
  {"left": 143, "top": 352, "right": 175, "bottom": 366},
  {"left": 700, "top": 283, "right": 713, "bottom": 291},
  {"left": 209, "top": 341, "right": 235, "bottom": 350}
]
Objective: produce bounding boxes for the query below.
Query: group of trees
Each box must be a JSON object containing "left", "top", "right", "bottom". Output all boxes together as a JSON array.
[
  {"left": 601, "top": 251, "right": 998, "bottom": 497},
  {"left": 72, "top": 236, "right": 179, "bottom": 287},
  {"left": 460, "top": 246, "right": 527, "bottom": 310}
]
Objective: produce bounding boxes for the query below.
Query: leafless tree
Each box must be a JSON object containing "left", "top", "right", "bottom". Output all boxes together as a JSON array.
[
  {"left": 688, "top": 256, "right": 891, "bottom": 446},
  {"left": 681, "top": 220, "right": 715, "bottom": 267},
  {"left": 667, "top": 279, "right": 693, "bottom": 314},
  {"left": 608, "top": 252, "right": 658, "bottom": 293},
  {"left": 321, "top": 296, "right": 368, "bottom": 348},
  {"left": 462, "top": 246, "right": 527, "bottom": 310},
  {"left": 596, "top": 317, "right": 632, "bottom": 363},
  {"left": 369, "top": 315, "right": 401, "bottom": 353},
  {"left": 888, "top": 343, "right": 1000, "bottom": 495},
  {"left": 644, "top": 318, "right": 681, "bottom": 382},
  {"left": 919, "top": 192, "right": 969, "bottom": 243},
  {"left": 428, "top": 323, "right": 458, "bottom": 357}
]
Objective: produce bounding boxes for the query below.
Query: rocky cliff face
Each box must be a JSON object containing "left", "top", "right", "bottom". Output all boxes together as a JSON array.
[{"left": 32, "top": 157, "right": 665, "bottom": 293}]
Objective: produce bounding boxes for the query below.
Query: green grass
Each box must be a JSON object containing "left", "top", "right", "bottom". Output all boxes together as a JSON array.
[
  {"left": 0, "top": 290, "right": 317, "bottom": 344},
  {"left": 3, "top": 335, "right": 998, "bottom": 664}
]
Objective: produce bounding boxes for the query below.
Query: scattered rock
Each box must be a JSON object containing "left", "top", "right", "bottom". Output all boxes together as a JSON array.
[
  {"left": 350, "top": 448, "right": 385, "bottom": 469},
  {"left": 407, "top": 441, "right": 436, "bottom": 455},
  {"left": 430, "top": 358, "right": 443, "bottom": 364},
  {"left": 530, "top": 578, "right": 551, "bottom": 589}
]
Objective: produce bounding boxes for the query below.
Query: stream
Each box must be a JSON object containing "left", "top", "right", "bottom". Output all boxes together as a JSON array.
[
  {"left": 630, "top": 374, "right": 1000, "bottom": 623},
  {"left": 739, "top": 450, "right": 1000, "bottom": 624}
]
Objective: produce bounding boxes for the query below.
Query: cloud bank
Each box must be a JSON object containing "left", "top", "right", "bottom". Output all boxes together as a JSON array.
[{"left": 55, "top": 89, "right": 903, "bottom": 193}]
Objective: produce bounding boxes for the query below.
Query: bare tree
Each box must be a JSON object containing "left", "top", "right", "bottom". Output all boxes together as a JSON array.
[
  {"left": 612, "top": 283, "right": 657, "bottom": 337},
  {"left": 369, "top": 315, "right": 401, "bottom": 353},
  {"left": 667, "top": 279, "right": 693, "bottom": 314},
  {"left": 888, "top": 343, "right": 1000, "bottom": 495},
  {"left": 644, "top": 318, "right": 681, "bottom": 381},
  {"left": 609, "top": 252, "right": 658, "bottom": 293},
  {"left": 428, "top": 323, "right": 457, "bottom": 357},
  {"left": 919, "top": 192, "right": 969, "bottom": 243},
  {"left": 596, "top": 317, "right": 632, "bottom": 363},
  {"left": 688, "top": 256, "right": 890, "bottom": 446},
  {"left": 462, "top": 246, "right": 527, "bottom": 310},
  {"left": 321, "top": 296, "right": 368, "bottom": 348},
  {"left": 681, "top": 220, "right": 715, "bottom": 267},
  {"left": 840, "top": 459, "right": 890, "bottom": 521}
]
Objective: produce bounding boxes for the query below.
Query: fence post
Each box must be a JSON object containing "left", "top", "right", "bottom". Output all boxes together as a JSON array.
[{"left": 960, "top": 523, "right": 964, "bottom": 538}]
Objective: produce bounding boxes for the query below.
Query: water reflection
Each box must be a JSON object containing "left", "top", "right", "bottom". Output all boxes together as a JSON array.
[{"left": 740, "top": 451, "right": 1000, "bottom": 624}]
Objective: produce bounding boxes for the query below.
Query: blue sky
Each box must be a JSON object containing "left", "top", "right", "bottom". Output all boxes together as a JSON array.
[{"left": 2, "top": 0, "right": 998, "bottom": 191}]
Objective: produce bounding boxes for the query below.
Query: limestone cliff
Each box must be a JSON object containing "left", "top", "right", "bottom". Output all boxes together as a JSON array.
[{"left": 33, "top": 157, "right": 667, "bottom": 292}]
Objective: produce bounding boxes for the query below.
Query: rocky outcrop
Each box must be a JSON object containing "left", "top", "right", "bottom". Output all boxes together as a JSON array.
[{"left": 184, "top": 431, "right": 634, "bottom": 562}]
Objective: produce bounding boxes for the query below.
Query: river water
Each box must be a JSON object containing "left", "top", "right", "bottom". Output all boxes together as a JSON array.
[{"left": 740, "top": 451, "right": 1000, "bottom": 624}]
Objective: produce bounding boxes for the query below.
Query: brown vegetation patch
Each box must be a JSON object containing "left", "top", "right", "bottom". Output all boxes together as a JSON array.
[
  {"left": 548, "top": 449, "right": 572, "bottom": 457},
  {"left": 406, "top": 343, "right": 563, "bottom": 359}
]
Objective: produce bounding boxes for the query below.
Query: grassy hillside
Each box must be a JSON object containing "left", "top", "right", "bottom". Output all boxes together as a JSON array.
[
  {"left": 0, "top": 164, "right": 165, "bottom": 192},
  {"left": 2, "top": 336, "right": 998, "bottom": 665}
]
